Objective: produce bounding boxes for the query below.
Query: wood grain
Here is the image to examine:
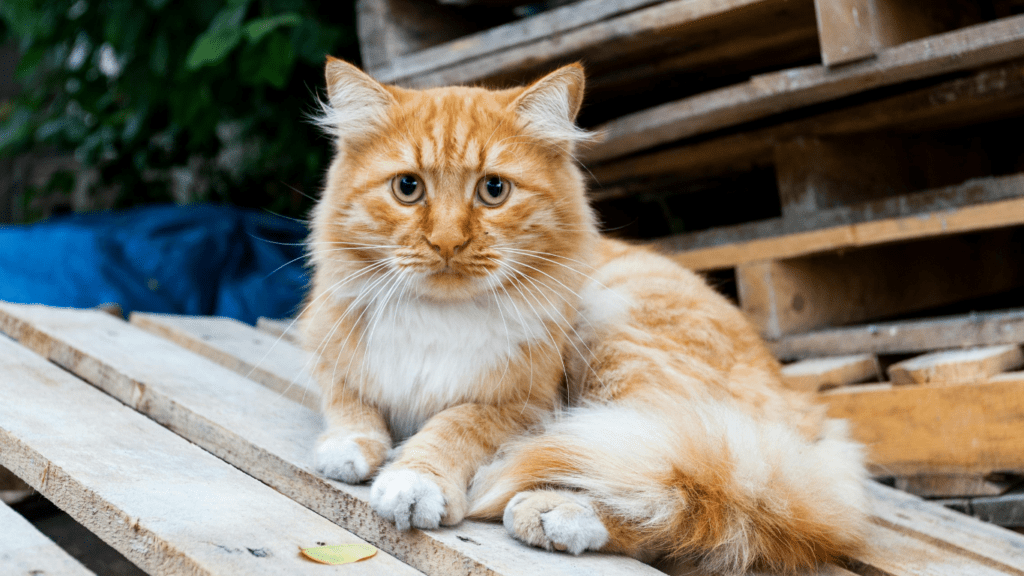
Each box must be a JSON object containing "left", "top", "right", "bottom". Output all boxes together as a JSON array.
[
  {"left": 0, "top": 336, "right": 417, "bottom": 576},
  {"left": 769, "top": 308, "right": 1024, "bottom": 360},
  {"left": 894, "top": 474, "right": 1016, "bottom": 498},
  {"left": 0, "top": 303, "right": 661, "bottom": 576},
  {"left": 0, "top": 499, "right": 95, "bottom": 576},
  {"left": 256, "top": 317, "right": 300, "bottom": 344},
  {"left": 821, "top": 372, "right": 1024, "bottom": 475},
  {"left": 781, "top": 353, "right": 879, "bottom": 392},
  {"left": 584, "top": 14, "right": 1024, "bottom": 162},
  {"left": 130, "top": 312, "right": 319, "bottom": 410},
  {"left": 888, "top": 345, "right": 1024, "bottom": 385}
]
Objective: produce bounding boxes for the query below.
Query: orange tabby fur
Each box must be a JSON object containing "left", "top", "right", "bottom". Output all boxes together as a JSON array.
[{"left": 300, "top": 57, "right": 869, "bottom": 574}]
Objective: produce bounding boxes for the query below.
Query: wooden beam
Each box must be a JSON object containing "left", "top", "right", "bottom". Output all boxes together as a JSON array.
[
  {"left": 888, "top": 345, "right": 1024, "bottom": 385},
  {"left": 584, "top": 14, "right": 1024, "bottom": 163},
  {"left": 821, "top": 372, "right": 1024, "bottom": 475},
  {"left": 0, "top": 336, "right": 416, "bottom": 576},
  {"left": 972, "top": 493, "right": 1024, "bottom": 528},
  {"left": 736, "top": 228, "right": 1024, "bottom": 338},
  {"left": 814, "top": 0, "right": 983, "bottom": 67},
  {"left": 130, "top": 312, "right": 320, "bottom": 410},
  {"left": 356, "top": 0, "right": 481, "bottom": 72},
  {"left": 894, "top": 474, "right": 1017, "bottom": 498},
  {"left": 781, "top": 353, "right": 879, "bottom": 392},
  {"left": 664, "top": 185, "right": 1024, "bottom": 272},
  {"left": 0, "top": 500, "right": 95, "bottom": 575},
  {"left": 0, "top": 303, "right": 662, "bottom": 576},
  {"left": 770, "top": 308, "right": 1024, "bottom": 360},
  {"left": 256, "top": 317, "right": 300, "bottom": 344}
]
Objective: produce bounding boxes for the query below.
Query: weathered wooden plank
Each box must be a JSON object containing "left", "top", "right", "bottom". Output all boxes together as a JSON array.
[
  {"left": 866, "top": 481, "right": 1024, "bottom": 575},
  {"left": 888, "top": 345, "right": 1024, "bottom": 385},
  {"left": 256, "top": 317, "right": 300, "bottom": 343},
  {"left": 585, "top": 14, "right": 1024, "bottom": 163},
  {"left": 356, "top": 0, "right": 481, "bottom": 71},
  {"left": 130, "top": 312, "right": 320, "bottom": 410},
  {"left": 0, "top": 499, "right": 95, "bottom": 576},
  {"left": 735, "top": 228, "right": 1024, "bottom": 338},
  {"left": 972, "top": 493, "right": 1024, "bottom": 528},
  {"left": 649, "top": 173, "right": 1024, "bottom": 267},
  {"left": 0, "top": 303, "right": 661, "bottom": 576},
  {"left": 769, "top": 308, "right": 1024, "bottom": 360},
  {"left": 667, "top": 191, "right": 1024, "bottom": 272},
  {"left": 781, "top": 353, "right": 879, "bottom": 392},
  {"left": 821, "top": 372, "right": 1024, "bottom": 475},
  {"left": 377, "top": 0, "right": 816, "bottom": 89},
  {"left": 0, "top": 336, "right": 417, "bottom": 576},
  {"left": 371, "top": 0, "right": 666, "bottom": 81},
  {"left": 894, "top": 474, "right": 1017, "bottom": 498}
]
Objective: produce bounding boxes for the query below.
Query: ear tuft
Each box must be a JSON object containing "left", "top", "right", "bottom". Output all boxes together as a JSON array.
[
  {"left": 314, "top": 57, "right": 395, "bottom": 140},
  {"left": 513, "top": 64, "right": 591, "bottom": 146}
]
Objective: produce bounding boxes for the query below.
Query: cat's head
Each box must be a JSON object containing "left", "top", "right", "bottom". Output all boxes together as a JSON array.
[{"left": 310, "top": 58, "right": 598, "bottom": 303}]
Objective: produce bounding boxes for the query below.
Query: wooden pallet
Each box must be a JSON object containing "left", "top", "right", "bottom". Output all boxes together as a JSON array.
[{"left": 2, "top": 302, "right": 1024, "bottom": 575}]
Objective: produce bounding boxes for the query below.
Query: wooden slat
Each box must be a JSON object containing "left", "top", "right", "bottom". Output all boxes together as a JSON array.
[
  {"left": 0, "top": 303, "right": 660, "bottom": 576},
  {"left": 256, "top": 317, "right": 300, "bottom": 343},
  {"left": 866, "top": 481, "right": 1024, "bottom": 575},
  {"left": 888, "top": 345, "right": 1024, "bottom": 385},
  {"left": 781, "top": 353, "right": 879, "bottom": 392},
  {"left": 667, "top": 191, "right": 1024, "bottom": 272},
  {"left": 972, "top": 493, "right": 1024, "bottom": 528},
  {"left": 650, "top": 173, "right": 1024, "bottom": 267},
  {"left": 821, "top": 372, "right": 1024, "bottom": 475},
  {"left": 0, "top": 500, "right": 95, "bottom": 576},
  {"left": 735, "top": 228, "right": 1024, "bottom": 338},
  {"left": 584, "top": 14, "right": 1024, "bottom": 163},
  {"left": 770, "top": 308, "right": 1024, "bottom": 360},
  {"left": 0, "top": 336, "right": 416, "bottom": 576},
  {"left": 894, "top": 474, "right": 1016, "bottom": 498},
  {"left": 130, "top": 312, "right": 319, "bottom": 410}
]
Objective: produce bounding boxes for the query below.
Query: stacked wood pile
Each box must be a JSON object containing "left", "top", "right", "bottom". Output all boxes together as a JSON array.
[{"left": 355, "top": 0, "right": 1024, "bottom": 538}]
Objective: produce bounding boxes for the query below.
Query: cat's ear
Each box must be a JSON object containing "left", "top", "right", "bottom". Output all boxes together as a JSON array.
[
  {"left": 513, "top": 63, "right": 591, "bottom": 145},
  {"left": 316, "top": 57, "right": 396, "bottom": 139}
]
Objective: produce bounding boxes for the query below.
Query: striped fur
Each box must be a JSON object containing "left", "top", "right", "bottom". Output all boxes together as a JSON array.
[{"left": 301, "top": 58, "right": 869, "bottom": 574}]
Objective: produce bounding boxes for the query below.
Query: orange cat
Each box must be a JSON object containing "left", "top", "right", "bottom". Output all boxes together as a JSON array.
[{"left": 301, "top": 57, "right": 869, "bottom": 574}]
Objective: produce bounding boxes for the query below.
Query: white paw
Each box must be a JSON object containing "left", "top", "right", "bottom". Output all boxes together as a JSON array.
[
  {"left": 370, "top": 469, "right": 446, "bottom": 531},
  {"left": 315, "top": 436, "right": 371, "bottom": 483},
  {"left": 504, "top": 491, "right": 609, "bottom": 555}
]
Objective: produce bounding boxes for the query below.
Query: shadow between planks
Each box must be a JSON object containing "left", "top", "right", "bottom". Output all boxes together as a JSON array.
[{"left": 3, "top": 303, "right": 1024, "bottom": 575}]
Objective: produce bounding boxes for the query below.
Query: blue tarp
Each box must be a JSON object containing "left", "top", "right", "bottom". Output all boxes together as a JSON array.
[{"left": 0, "top": 204, "right": 309, "bottom": 325}]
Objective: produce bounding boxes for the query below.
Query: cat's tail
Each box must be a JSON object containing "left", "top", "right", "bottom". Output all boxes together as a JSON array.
[{"left": 468, "top": 397, "right": 870, "bottom": 574}]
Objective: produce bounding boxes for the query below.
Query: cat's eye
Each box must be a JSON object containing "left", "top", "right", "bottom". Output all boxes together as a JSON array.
[
  {"left": 477, "top": 176, "right": 512, "bottom": 207},
  {"left": 391, "top": 174, "right": 425, "bottom": 204}
]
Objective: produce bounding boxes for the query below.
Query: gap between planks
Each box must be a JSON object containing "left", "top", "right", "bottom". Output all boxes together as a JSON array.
[{"left": 16, "top": 304, "right": 1024, "bottom": 575}]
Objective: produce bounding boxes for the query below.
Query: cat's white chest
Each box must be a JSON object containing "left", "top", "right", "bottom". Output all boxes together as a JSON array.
[{"left": 356, "top": 295, "right": 545, "bottom": 439}]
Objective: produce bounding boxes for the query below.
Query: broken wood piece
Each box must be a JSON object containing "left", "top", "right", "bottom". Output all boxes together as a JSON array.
[
  {"left": 894, "top": 474, "right": 1018, "bottom": 498},
  {"left": 0, "top": 499, "right": 95, "bottom": 575},
  {"left": 769, "top": 308, "right": 1024, "bottom": 360},
  {"left": 888, "top": 345, "right": 1024, "bottom": 385},
  {"left": 130, "top": 312, "right": 320, "bottom": 410},
  {"left": 0, "top": 303, "right": 661, "bottom": 576},
  {"left": 0, "top": 336, "right": 416, "bottom": 576},
  {"left": 781, "top": 354, "right": 879, "bottom": 391},
  {"left": 821, "top": 373, "right": 1024, "bottom": 475}
]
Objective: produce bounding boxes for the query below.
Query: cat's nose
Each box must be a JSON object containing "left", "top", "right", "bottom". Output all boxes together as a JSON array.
[{"left": 426, "top": 231, "right": 470, "bottom": 260}]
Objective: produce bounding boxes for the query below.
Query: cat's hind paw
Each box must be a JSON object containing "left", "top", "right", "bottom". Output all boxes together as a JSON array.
[
  {"left": 315, "top": 435, "right": 379, "bottom": 483},
  {"left": 503, "top": 490, "right": 608, "bottom": 555},
  {"left": 371, "top": 469, "right": 447, "bottom": 530}
]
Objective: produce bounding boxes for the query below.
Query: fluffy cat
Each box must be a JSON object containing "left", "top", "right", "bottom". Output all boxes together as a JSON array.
[{"left": 301, "top": 56, "right": 869, "bottom": 574}]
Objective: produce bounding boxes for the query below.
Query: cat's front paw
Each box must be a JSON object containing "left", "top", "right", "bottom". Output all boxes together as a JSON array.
[
  {"left": 503, "top": 490, "right": 608, "bottom": 554},
  {"left": 370, "top": 468, "right": 467, "bottom": 530},
  {"left": 315, "top": 434, "right": 385, "bottom": 483}
]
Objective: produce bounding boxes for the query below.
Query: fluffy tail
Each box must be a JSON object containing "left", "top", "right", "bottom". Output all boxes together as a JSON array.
[{"left": 468, "top": 398, "right": 870, "bottom": 574}]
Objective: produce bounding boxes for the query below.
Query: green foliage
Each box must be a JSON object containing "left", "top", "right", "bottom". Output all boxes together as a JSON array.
[{"left": 0, "top": 0, "right": 359, "bottom": 218}]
